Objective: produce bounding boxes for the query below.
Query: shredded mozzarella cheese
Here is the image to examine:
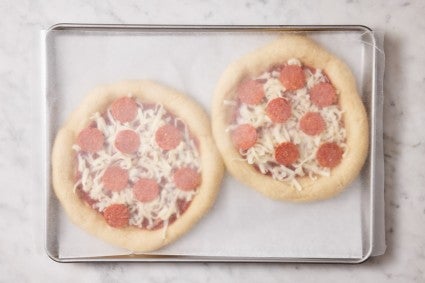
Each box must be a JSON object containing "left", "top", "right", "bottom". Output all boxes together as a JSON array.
[
  {"left": 73, "top": 99, "right": 200, "bottom": 237},
  {"left": 226, "top": 59, "right": 346, "bottom": 189}
]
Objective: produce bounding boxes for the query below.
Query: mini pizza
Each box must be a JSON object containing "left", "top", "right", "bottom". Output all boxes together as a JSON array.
[
  {"left": 52, "top": 80, "right": 223, "bottom": 252},
  {"left": 212, "top": 35, "right": 369, "bottom": 202}
]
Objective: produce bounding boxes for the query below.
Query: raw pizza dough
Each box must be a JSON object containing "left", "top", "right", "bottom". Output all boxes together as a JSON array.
[
  {"left": 212, "top": 35, "right": 369, "bottom": 202},
  {"left": 52, "top": 80, "right": 224, "bottom": 252}
]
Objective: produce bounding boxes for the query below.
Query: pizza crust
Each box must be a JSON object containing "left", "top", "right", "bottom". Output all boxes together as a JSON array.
[
  {"left": 52, "top": 80, "right": 224, "bottom": 252},
  {"left": 212, "top": 35, "right": 369, "bottom": 202}
]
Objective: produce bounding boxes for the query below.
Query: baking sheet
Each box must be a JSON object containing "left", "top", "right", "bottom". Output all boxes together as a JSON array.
[{"left": 44, "top": 25, "right": 384, "bottom": 262}]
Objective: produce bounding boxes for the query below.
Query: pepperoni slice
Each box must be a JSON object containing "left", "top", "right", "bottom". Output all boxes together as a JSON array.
[
  {"left": 155, "top": 124, "right": 182, "bottom": 150},
  {"left": 310, "top": 82, "right": 337, "bottom": 108},
  {"left": 300, "top": 112, "right": 326, "bottom": 136},
  {"left": 110, "top": 97, "right": 138, "bottom": 123},
  {"left": 231, "top": 124, "right": 257, "bottom": 151},
  {"left": 266, "top": 98, "right": 292, "bottom": 123},
  {"left": 76, "top": 127, "right": 104, "bottom": 153},
  {"left": 103, "top": 204, "right": 129, "bottom": 228},
  {"left": 115, "top": 130, "right": 140, "bottom": 154},
  {"left": 173, "top": 167, "right": 201, "bottom": 191},
  {"left": 275, "top": 142, "right": 300, "bottom": 166},
  {"left": 102, "top": 166, "right": 129, "bottom": 192},
  {"left": 279, "top": 65, "right": 306, "bottom": 91},
  {"left": 316, "top": 142, "right": 343, "bottom": 168},
  {"left": 133, "top": 178, "right": 160, "bottom": 203},
  {"left": 237, "top": 79, "right": 265, "bottom": 105}
]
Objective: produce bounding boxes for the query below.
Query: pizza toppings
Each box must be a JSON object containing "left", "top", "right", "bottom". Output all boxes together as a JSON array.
[
  {"left": 275, "top": 142, "right": 299, "bottom": 166},
  {"left": 231, "top": 124, "right": 257, "bottom": 151},
  {"left": 110, "top": 97, "right": 138, "bottom": 123},
  {"left": 316, "top": 142, "right": 343, "bottom": 168},
  {"left": 114, "top": 130, "right": 140, "bottom": 154},
  {"left": 266, "top": 98, "right": 291, "bottom": 123},
  {"left": 133, "top": 178, "right": 160, "bottom": 203},
  {"left": 102, "top": 166, "right": 129, "bottom": 192},
  {"left": 310, "top": 82, "right": 337, "bottom": 108},
  {"left": 173, "top": 167, "right": 201, "bottom": 191},
  {"left": 103, "top": 204, "right": 130, "bottom": 228},
  {"left": 225, "top": 58, "right": 346, "bottom": 189},
  {"left": 299, "top": 112, "right": 325, "bottom": 136},
  {"left": 237, "top": 79, "right": 265, "bottom": 105},
  {"left": 77, "top": 127, "right": 104, "bottom": 153},
  {"left": 73, "top": 97, "right": 201, "bottom": 232},
  {"left": 279, "top": 65, "right": 306, "bottom": 91},
  {"left": 155, "top": 124, "right": 182, "bottom": 150}
]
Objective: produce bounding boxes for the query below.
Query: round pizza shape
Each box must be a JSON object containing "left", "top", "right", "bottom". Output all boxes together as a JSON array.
[
  {"left": 52, "top": 80, "right": 224, "bottom": 252},
  {"left": 212, "top": 35, "right": 369, "bottom": 202}
]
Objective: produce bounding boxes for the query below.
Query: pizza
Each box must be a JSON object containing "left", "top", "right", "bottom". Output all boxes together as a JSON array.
[
  {"left": 212, "top": 35, "right": 368, "bottom": 202},
  {"left": 51, "top": 80, "right": 224, "bottom": 252}
]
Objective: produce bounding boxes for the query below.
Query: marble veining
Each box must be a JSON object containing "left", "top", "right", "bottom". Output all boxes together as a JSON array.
[{"left": 0, "top": 0, "right": 424, "bottom": 282}]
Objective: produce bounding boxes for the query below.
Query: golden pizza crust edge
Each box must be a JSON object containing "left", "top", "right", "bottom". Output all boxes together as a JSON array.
[
  {"left": 211, "top": 35, "right": 369, "bottom": 202},
  {"left": 52, "top": 80, "right": 224, "bottom": 252}
]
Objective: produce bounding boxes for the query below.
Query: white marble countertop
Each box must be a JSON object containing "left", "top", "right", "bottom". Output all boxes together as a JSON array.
[{"left": 1, "top": 0, "right": 424, "bottom": 282}]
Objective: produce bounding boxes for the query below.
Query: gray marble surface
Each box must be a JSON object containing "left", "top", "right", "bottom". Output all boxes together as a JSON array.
[{"left": 0, "top": 0, "right": 424, "bottom": 282}]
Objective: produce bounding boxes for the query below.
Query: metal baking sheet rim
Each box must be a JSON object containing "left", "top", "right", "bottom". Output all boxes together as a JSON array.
[{"left": 43, "top": 23, "right": 378, "bottom": 264}]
